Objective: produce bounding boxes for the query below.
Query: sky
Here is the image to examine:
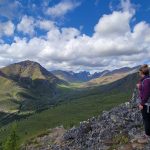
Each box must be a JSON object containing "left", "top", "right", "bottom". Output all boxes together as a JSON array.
[{"left": 0, "top": 0, "right": 150, "bottom": 73}]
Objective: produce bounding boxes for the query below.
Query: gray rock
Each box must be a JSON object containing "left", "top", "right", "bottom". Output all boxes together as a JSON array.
[{"left": 23, "top": 88, "right": 150, "bottom": 150}]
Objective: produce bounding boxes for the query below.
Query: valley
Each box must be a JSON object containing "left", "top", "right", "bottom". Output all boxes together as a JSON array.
[{"left": 0, "top": 60, "right": 140, "bottom": 148}]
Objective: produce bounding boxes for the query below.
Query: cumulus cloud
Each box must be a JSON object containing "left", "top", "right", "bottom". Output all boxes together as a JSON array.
[
  {"left": 0, "top": 0, "right": 22, "bottom": 19},
  {"left": 121, "top": 0, "right": 134, "bottom": 13},
  {"left": 94, "top": 11, "right": 132, "bottom": 37},
  {"left": 0, "top": 21, "right": 15, "bottom": 37},
  {"left": 0, "top": 0, "right": 150, "bottom": 73},
  {"left": 38, "top": 20, "right": 56, "bottom": 31},
  {"left": 17, "top": 15, "right": 35, "bottom": 35},
  {"left": 46, "top": 0, "right": 81, "bottom": 17}
]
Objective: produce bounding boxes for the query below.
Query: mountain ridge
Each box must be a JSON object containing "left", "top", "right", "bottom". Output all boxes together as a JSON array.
[
  {"left": 0, "top": 60, "right": 141, "bottom": 121},
  {"left": 0, "top": 60, "right": 68, "bottom": 113},
  {"left": 51, "top": 65, "right": 140, "bottom": 83},
  {"left": 0, "top": 66, "right": 142, "bottom": 148}
]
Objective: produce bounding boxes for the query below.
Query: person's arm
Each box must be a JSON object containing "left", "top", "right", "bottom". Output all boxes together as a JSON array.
[
  {"left": 140, "top": 79, "right": 150, "bottom": 106},
  {"left": 136, "top": 80, "right": 142, "bottom": 97}
]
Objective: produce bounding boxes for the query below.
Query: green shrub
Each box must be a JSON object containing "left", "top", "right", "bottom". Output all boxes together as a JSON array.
[
  {"left": 2, "top": 124, "right": 19, "bottom": 150},
  {"left": 108, "top": 133, "right": 129, "bottom": 150}
]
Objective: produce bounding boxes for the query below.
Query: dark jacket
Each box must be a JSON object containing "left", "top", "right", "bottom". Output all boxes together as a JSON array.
[{"left": 138, "top": 75, "right": 150, "bottom": 106}]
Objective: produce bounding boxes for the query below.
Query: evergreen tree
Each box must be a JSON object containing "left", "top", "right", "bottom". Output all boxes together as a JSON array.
[{"left": 2, "top": 124, "right": 19, "bottom": 150}]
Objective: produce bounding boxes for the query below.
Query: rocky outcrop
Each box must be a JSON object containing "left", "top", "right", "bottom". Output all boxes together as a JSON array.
[{"left": 23, "top": 88, "right": 150, "bottom": 150}]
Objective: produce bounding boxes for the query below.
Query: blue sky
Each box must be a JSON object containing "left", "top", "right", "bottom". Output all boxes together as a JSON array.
[{"left": 0, "top": 0, "right": 150, "bottom": 73}]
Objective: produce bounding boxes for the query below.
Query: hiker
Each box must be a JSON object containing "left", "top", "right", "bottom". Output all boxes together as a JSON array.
[{"left": 136, "top": 64, "right": 150, "bottom": 141}]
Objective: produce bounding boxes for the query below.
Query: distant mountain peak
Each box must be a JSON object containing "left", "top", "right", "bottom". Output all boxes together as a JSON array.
[
  {"left": 68, "top": 71, "right": 75, "bottom": 75},
  {"left": 51, "top": 65, "right": 140, "bottom": 83},
  {"left": 0, "top": 60, "right": 67, "bottom": 84},
  {"left": 78, "top": 70, "right": 90, "bottom": 74}
]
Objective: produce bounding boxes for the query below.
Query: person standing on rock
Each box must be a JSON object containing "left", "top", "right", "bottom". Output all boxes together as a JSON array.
[{"left": 136, "top": 64, "right": 150, "bottom": 141}]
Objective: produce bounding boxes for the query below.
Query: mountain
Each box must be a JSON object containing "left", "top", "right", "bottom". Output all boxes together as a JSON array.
[
  {"left": 51, "top": 70, "right": 80, "bottom": 83},
  {"left": 51, "top": 70, "right": 91, "bottom": 82},
  {"left": 0, "top": 60, "right": 66, "bottom": 85},
  {"left": 75, "top": 71, "right": 91, "bottom": 81},
  {"left": 49, "top": 94, "right": 148, "bottom": 150},
  {"left": 22, "top": 87, "right": 148, "bottom": 150},
  {"left": 103, "top": 66, "right": 140, "bottom": 76},
  {"left": 0, "top": 60, "right": 68, "bottom": 112},
  {"left": 0, "top": 61, "right": 140, "bottom": 124},
  {"left": 91, "top": 70, "right": 110, "bottom": 78},
  {"left": 0, "top": 69, "right": 141, "bottom": 146},
  {"left": 53, "top": 89, "right": 148, "bottom": 150},
  {"left": 80, "top": 72, "right": 129, "bottom": 88},
  {"left": 51, "top": 65, "right": 140, "bottom": 83}
]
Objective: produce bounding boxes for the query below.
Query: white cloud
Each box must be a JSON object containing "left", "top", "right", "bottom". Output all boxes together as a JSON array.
[
  {"left": 0, "top": 21, "right": 15, "bottom": 37},
  {"left": 94, "top": 11, "right": 132, "bottom": 37},
  {"left": 132, "top": 21, "right": 150, "bottom": 43},
  {"left": 38, "top": 20, "right": 56, "bottom": 31},
  {"left": 1, "top": 0, "right": 150, "bottom": 73},
  {"left": 17, "top": 15, "right": 35, "bottom": 35},
  {"left": 121, "top": 0, "right": 134, "bottom": 13},
  {"left": 0, "top": 0, "right": 22, "bottom": 19},
  {"left": 46, "top": 0, "right": 80, "bottom": 17}
]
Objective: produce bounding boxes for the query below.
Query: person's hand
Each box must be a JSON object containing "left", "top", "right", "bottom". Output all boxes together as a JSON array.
[
  {"left": 138, "top": 104, "right": 143, "bottom": 110},
  {"left": 136, "top": 83, "right": 140, "bottom": 89}
]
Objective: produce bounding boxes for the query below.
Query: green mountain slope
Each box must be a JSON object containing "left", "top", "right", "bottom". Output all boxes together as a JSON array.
[
  {"left": 51, "top": 70, "right": 81, "bottom": 83},
  {"left": 0, "top": 60, "right": 68, "bottom": 113},
  {"left": 0, "top": 71, "right": 140, "bottom": 146}
]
